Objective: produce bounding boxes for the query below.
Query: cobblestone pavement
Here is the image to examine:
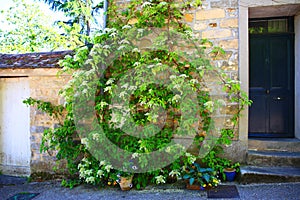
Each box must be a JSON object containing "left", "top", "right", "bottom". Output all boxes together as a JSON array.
[{"left": 0, "top": 175, "right": 299, "bottom": 200}]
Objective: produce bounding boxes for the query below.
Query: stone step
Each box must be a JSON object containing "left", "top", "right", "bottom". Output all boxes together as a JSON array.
[
  {"left": 247, "top": 150, "right": 300, "bottom": 167},
  {"left": 240, "top": 166, "right": 300, "bottom": 184},
  {"left": 248, "top": 138, "right": 300, "bottom": 152}
]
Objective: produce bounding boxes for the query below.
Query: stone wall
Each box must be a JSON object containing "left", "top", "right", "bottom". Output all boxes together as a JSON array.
[
  {"left": 29, "top": 74, "right": 70, "bottom": 175},
  {"left": 186, "top": 0, "right": 239, "bottom": 80},
  {"left": 114, "top": 0, "right": 243, "bottom": 162},
  {"left": 0, "top": 68, "right": 70, "bottom": 176}
]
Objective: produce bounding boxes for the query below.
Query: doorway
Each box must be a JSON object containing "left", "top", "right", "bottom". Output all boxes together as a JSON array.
[
  {"left": 249, "top": 17, "right": 295, "bottom": 138},
  {"left": 0, "top": 77, "right": 31, "bottom": 175}
]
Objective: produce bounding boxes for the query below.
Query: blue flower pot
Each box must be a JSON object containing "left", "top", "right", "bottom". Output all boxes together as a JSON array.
[{"left": 224, "top": 168, "right": 236, "bottom": 182}]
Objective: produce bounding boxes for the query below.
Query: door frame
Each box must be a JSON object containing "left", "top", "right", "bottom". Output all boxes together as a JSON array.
[{"left": 238, "top": 2, "right": 300, "bottom": 141}]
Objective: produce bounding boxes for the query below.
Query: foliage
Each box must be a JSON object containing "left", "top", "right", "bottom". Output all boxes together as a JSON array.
[
  {"left": 40, "top": 0, "right": 105, "bottom": 36},
  {"left": 23, "top": 0, "right": 251, "bottom": 189},
  {"left": 182, "top": 162, "right": 219, "bottom": 188},
  {"left": 0, "top": 0, "right": 79, "bottom": 53},
  {"left": 201, "top": 146, "right": 240, "bottom": 180}
]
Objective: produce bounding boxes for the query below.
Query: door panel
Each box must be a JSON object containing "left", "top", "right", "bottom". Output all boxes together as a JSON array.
[
  {"left": 249, "top": 94, "right": 267, "bottom": 133},
  {"left": 249, "top": 34, "right": 294, "bottom": 138},
  {"left": 0, "top": 78, "right": 31, "bottom": 175}
]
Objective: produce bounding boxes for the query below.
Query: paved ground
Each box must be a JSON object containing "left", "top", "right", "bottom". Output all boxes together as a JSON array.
[{"left": 0, "top": 175, "right": 299, "bottom": 200}]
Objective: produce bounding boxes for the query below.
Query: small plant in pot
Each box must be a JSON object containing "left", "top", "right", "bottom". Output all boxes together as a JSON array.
[
  {"left": 182, "top": 162, "right": 220, "bottom": 190},
  {"left": 116, "top": 172, "right": 134, "bottom": 191},
  {"left": 222, "top": 162, "right": 240, "bottom": 182}
]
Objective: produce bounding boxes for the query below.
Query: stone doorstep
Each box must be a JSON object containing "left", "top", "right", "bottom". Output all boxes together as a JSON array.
[
  {"left": 240, "top": 166, "right": 300, "bottom": 184},
  {"left": 246, "top": 150, "right": 300, "bottom": 167},
  {"left": 248, "top": 138, "right": 300, "bottom": 152}
]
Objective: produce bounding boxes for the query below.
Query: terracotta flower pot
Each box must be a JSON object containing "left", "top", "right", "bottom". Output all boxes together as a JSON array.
[
  {"left": 186, "top": 182, "right": 201, "bottom": 190},
  {"left": 117, "top": 175, "right": 133, "bottom": 191}
]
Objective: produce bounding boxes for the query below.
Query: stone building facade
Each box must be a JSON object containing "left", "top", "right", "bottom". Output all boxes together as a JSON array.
[
  {"left": 0, "top": 51, "right": 71, "bottom": 175},
  {"left": 0, "top": 0, "right": 300, "bottom": 176}
]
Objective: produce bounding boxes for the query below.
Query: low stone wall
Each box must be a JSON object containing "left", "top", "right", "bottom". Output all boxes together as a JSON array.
[
  {"left": 0, "top": 68, "right": 70, "bottom": 176},
  {"left": 29, "top": 74, "right": 70, "bottom": 176}
]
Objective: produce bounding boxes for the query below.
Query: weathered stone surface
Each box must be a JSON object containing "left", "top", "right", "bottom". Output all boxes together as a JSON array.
[
  {"left": 196, "top": 9, "right": 226, "bottom": 20},
  {"left": 211, "top": 0, "right": 238, "bottom": 8},
  {"left": 219, "top": 39, "right": 238, "bottom": 49},
  {"left": 193, "top": 22, "right": 208, "bottom": 30},
  {"left": 220, "top": 18, "right": 238, "bottom": 28},
  {"left": 29, "top": 75, "right": 70, "bottom": 175},
  {"left": 247, "top": 150, "right": 300, "bottom": 167},
  {"left": 202, "top": 29, "right": 232, "bottom": 39},
  {"left": 184, "top": 13, "right": 194, "bottom": 22}
]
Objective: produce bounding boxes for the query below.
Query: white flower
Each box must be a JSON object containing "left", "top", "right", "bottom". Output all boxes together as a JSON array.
[
  {"left": 85, "top": 176, "right": 95, "bottom": 184},
  {"left": 128, "top": 85, "right": 137, "bottom": 91},
  {"left": 122, "top": 25, "right": 131, "bottom": 29},
  {"left": 132, "top": 48, "right": 140, "bottom": 53},
  {"left": 159, "top": 2, "right": 167, "bottom": 6},
  {"left": 99, "top": 101, "right": 108, "bottom": 108},
  {"left": 97, "top": 170, "right": 104, "bottom": 178},
  {"left": 100, "top": 160, "right": 106, "bottom": 166},
  {"left": 109, "top": 32, "right": 117, "bottom": 38},
  {"left": 103, "top": 45, "right": 110, "bottom": 49},
  {"left": 179, "top": 74, "right": 188, "bottom": 78},
  {"left": 169, "top": 170, "right": 181, "bottom": 178},
  {"left": 82, "top": 88, "right": 88, "bottom": 94},
  {"left": 185, "top": 152, "right": 196, "bottom": 164},
  {"left": 119, "top": 39, "right": 130, "bottom": 44},
  {"left": 118, "top": 45, "right": 126, "bottom": 50},
  {"left": 147, "top": 64, "right": 155, "bottom": 68},
  {"left": 133, "top": 62, "right": 141, "bottom": 67},
  {"left": 189, "top": 79, "right": 199, "bottom": 84},
  {"left": 172, "top": 94, "right": 181, "bottom": 102},
  {"left": 121, "top": 83, "right": 129, "bottom": 89},
  {"left": 141, "top": 1, "right": 152, "bottom": 8},
  {"left": 204, "top": 101, "right": 214, "bottom": 112},
  {"left": 104, "top": 86, "right": 112, "bottom": 92},
  {"left": 86, "top": 169, "right": 93, "bottom": 176},
  {"left": 196, "top": 66, "right": 205, "bottom": 70},
  {"left": 81, "top": 138, "right": 88, "bottom": 145},
  {"left": 170, "top": 75, "right": 177, "bottom": 79},
  {"left": 155, "top": 175, "right": 166, "bottom": 184},
  {"left": 105, "top": 165, "right": 113, "bottom": 172},
  {"left": 92, "top": 133, "right": 100, "bottom": 141},
  {"left": 165, "top": 146, "right": 171, "bottom": 153},
  {"left": 119, "top": 91, "right": 127, "bottom": 98},
  {"left": 131, "top": 153, "right": 139, "bottom": 159},
  {"left": 132, "top": 165, "right": 138, "bottom": 170},
  {"left": 106, "top": 78, "right": 115, "bottom": 85}
]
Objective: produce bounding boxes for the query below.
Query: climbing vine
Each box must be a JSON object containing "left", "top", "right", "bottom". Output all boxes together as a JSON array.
[{"left": 24, "top": 0, "right": 251, "bottom": 189}]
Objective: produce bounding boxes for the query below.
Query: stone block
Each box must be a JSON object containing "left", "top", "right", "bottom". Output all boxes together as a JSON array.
[
  {"left": 220, "top": 18, "right": 238, "bottom": 28},
  {"left": 196, "top": 9, "right": 225, "bottom": 20},
  {"left": 202, "top": 29, "right": 232, "bottom": 39},
  {"left": 30, "top": 126, "right": 47, "bottom": 133},
  {"left": 184, "top": 13, "right": 194, "bottom": 22},
  {"left": 193, "top": 22, "right": 208, "bottom": 30},
  {"left": 219, "top": 39, "right": 238, "bottom": 49}
]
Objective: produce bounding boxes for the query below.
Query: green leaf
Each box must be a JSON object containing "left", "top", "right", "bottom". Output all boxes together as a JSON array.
[{"left": 189, "top": 177, "right": 195, "bottom": 185}]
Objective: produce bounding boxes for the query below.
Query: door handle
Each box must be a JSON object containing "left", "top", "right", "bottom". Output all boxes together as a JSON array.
[
  {"left": 266, "top": 89, "right": 270, "bottom": 94},
  {"left": 273, "top": 97, "right": 284, "bottom": 100}
]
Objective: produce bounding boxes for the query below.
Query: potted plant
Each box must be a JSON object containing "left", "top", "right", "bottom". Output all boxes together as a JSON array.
[
  {"left": 182, "top": 162, "right": 219, "bottom": 190},
  {"left": 222, "top": 162, "right": 240, "bottom": 182},
  {"left": 116, "top": 172, "right": 134, "bottom": 191}
]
